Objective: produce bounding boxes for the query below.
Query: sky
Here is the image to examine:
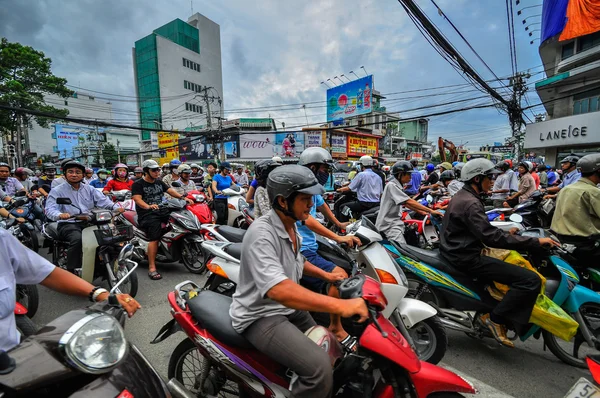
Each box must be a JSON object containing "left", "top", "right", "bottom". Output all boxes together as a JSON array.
[{"left": 0, "top": 0, "right": 546, "bottom": 149}]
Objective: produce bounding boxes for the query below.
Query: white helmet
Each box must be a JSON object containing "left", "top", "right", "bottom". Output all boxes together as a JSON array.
[
  {"left": 272, "top": 156, "right": 283, "bottom": 163},
  {"left": 460, "top": 158, "right": 500, "bottom": 182},
  {"left": 359, "top": 155, "right": 374, "bottom": 167},
  {"left": 177, "top": 164, "right": 192, "bottom": 173}
]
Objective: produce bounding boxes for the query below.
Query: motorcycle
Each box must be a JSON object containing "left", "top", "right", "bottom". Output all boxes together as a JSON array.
[
  {"left": 184, "top": 189, "right": 214, "bottom": 224},
  {"left": 384, "top": 228, "right": 600, "bottom": 368},
  {"left": 152, "top": 275, "right": 475, "bottom": 397},
  {"left": 119, "top": 198, "right": 206, "bottom": 274},
  {"left": 0, "top": 281, "right": 196, "bottom": 398},
  {"left": 201, "top": 216, "right": 448, "bottom": 365},
  {"left": 42, "top": 198, "right": 139, "bottom": 297},
  {"left": 106, "top": 189, "right": 136, "bottom": 211},
  {"left": 221, "top": 186, "right": 251, "bottom": 229},
  {"left": 563, "top": 355, "right": 600, "bottom": 397},
  {"left": 2, "top": 194, "right": 41, "bottom": 253}
]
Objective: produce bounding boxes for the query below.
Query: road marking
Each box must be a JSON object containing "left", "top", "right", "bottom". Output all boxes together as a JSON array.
[{"left": 441, "top": 364, "right": 515, "bottom": 397}]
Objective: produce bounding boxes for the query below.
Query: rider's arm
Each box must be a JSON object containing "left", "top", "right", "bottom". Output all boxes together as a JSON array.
[
  {"left": 132, "top": 195, "right": 151, "bottom": 210},
  {"left": 246, "top": 185, "right": 255, "bottom": 205},
  {"left": 102, "top": 179, "right": 114, "bottom": 193},
  {"left": 304, "top": 215, "right": 346, "bottom": 243},
  {"left": 44, "top": 190, "right": 62, "bottom": 221},
  {"left": 165, "top": 187, "right": 186, "bottom": 200},
  {"left": 91, "top": 186, "right": 120, "bottom": 210},
  {"left": 317, "top": 203, "right": 344, "bottom": 229},
  {"left": 212, "top": 179, "right": 219, "bottom": 195},
  {"left": 404, "top": 198, "right": 439, "bottom": 215}
]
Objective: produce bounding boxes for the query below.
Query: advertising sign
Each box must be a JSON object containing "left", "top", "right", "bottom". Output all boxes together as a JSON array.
[
  {"left": 239, "top": 133, "right": 275, "bottom": 158},
  {"left": 347, "top": 135, "right": 378, "bottom": 157},
  {"left": 274, "top": 132, "right": 305, "bottom": 158},
  {"left": 525, "top": 112, "right": 599, "bottom": 149},
  {"left": 55, "top": 124, "right": 105, "bottom": 159},
  {"left": 305, "top": 131, "right": 325, "bottom": 148},
  {"left": 331, "top": 133, "right": 347, "bottom": 158},
  {"left": 158, "top": 132, "right": 179, "bottom": 164},
  {"left": 327, "top": 75, "right": 373, "bottom": 122},
  {"left": 187, "top": 137, "right": 239, "bottom": 160}
]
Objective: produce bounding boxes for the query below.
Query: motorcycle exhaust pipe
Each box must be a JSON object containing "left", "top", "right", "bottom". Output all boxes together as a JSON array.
[
  {"left": 438, "top": 317, "right": 476, "bottom": 334},
  {"left": 167, "top": 378, "right": 211, "bottom": 398}
]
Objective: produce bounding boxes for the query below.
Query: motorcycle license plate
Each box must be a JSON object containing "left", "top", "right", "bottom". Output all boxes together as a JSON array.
[{"left": 564, "top": 378, "right": 600, "bottom": 398}]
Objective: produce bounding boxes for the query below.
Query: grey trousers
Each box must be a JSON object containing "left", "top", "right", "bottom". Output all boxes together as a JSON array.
[{"left": 243, "top": 311, "right": 333, "bottom": 398}]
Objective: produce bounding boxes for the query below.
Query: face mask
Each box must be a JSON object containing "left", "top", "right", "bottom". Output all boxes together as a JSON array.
[
  {"left": 117, "top": 171, "right": 127, "bottom": 178},
  {"left": 98, "top": 173, "right": 108, "bottom": 180},
  {"left": 173, "top": 170, "right": 180, "bottom": 176},
  {"left": 316, "top": 171, "right": 330, "bottom": 186}
]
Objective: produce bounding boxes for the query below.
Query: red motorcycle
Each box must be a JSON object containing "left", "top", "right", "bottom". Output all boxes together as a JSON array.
[
  {"left": 185, "top": 189, "right": 215, "bottom": 224},
  {"left": 153, "top": 274, "right": 476, "bottom": 397}
]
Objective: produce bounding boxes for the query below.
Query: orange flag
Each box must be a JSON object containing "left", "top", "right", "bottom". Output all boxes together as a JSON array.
[{"left": 559, "top": 0, "right": 600, "bottom": 41}]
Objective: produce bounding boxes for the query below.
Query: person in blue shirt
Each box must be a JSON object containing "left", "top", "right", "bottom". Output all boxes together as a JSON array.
[
  {"left": 297, "top": 147, "right": 361, "bottom": 349},
  {"left": 337, "top": 155, "right": 383, "bottom": 222},
  {"left": 89, "top": 168, "right": 109, "bottom": 189},
  {"left": 547, "top": 165, "right": 559, "bottom": 186},
  {"left": 404, "top": 159, "right": 423, "bottom": 196},
  {"left": 212, "top": 162, "right": 236, "bottom": 224},
  {"left": 544, "top": 155, "right": 581, "bottom": 199}
]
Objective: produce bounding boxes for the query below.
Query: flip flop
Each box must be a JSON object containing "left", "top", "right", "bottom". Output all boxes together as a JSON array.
[
  {"left": 148, "top": 271, "right": 162, "bottom": 280},
  {"left": 338, "top": 335, "right": 358, "bottom": 353}
]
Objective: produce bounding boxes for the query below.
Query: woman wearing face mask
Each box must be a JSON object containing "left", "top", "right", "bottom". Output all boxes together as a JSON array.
[
  {"left": 103, "top": 163, "right": 134, "bottom": 193},
  {"left": 89, "top": 169, "right": 110, "bottom": 189}
]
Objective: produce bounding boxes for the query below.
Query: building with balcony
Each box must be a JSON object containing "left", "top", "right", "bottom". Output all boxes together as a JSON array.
[{"left": 524, "top": 1, "right": 600, "bottom": 165}]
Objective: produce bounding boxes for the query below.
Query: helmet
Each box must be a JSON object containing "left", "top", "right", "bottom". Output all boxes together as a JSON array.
[
  {"left": 426, "top": 163, "right": 435, "bottom": 172},
  {"left": 256, "top": 159, "right": 282, "bottom": 180},
  {"left": 60, "top": 158, "right": 74, "bottom": 168},
  {"left": 97, "top": 168, "right": 109, "bottom": 175},
  {"left": 42, "top": 163, "right": 56, "bottom": 171},
  {"left": 409, "top": 159, "right": 419, "bottom": 167},
  {"left": 220, "top": 162, "right": 232, "bottom": 170},
  {"left": 114, "top": 163, "right": 128, "bottom": 171},
  {"left": 169, "top": 159, "right": 182, "bottom": 168},
  {"left": 560, "top": 155, "right": 580, "bottom": 166},
  {"left": 505, "top": 159, "right": 513, "bottom": 168},
  {"left": 460, "top": 158, "right": 500, "bottom": 182},
  {"left": 298, "top": 147, "right": 334, "bottom": 167},
  {"left": 142, "top": 159, "right": 160, "bottom": 172},
  {"left": 14, "top": 167, "right": 33, "bottom": 178},
  {"left": 577, "top": 153, "right": 600, "bottom": 174},
  {"left": 162, "top": 163, "right": 169, "bottom": 169},
  {"left": 391, "top": 161, "right": 412, "bottom": 176},
  {"left": 440, "top": 170, "right": 456, "bottom": 182},
  {"left": 134, "top": 167, "right": 143, "bottom": 173},
  {"left": 452, "top": 161, "right": 459, "bottom": 167},
  {"left": 177, "top": 164, "right": 192, "bottom": 174},
  {"left": 452, "top": 162, "right": 465, "bottom": 178},
  {"left": 546, "top": 165, "right": 552, "bottom": 170},
  {"left": 85, "top": 167, "right": 93, "bottom": 173},
  {"left": 439, "top": 162, "right": 453, "bottom": 171},
  {"left": 496, "top": 161, "right": 510, "bottom": 172},
  {"left": 359, "top": 155, "right": 374, "bottom": 167},
  {"left": 272, "top": 156, "right": 283, "bottom": 163},
  {"left": 537, "top": 164, "right": 547, "bottom": 172},
  {"left": 0, "top": 162, "right": 10, "bottom": 171},
  {"left": 190, "top": 163, "right": 200, "bottom": 170},
  {"left": 267, "top": 165, "right": 324, "bottom": 206},
  {"left": 62, "top": 160, "right": 86, "bottom": 174},
  {"left": 518, "top": 161, "right": 532, "bottom": 172}
]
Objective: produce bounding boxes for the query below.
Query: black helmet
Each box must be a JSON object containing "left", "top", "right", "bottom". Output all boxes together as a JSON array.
[
  {"left": 577, "top": 153, "right": 600, "bottom": 174},
  {"left": 62, "top": 160, "right": 86, "bottom": 174},
  {"left": 440, "top": 170, "right": 456, "bottom": 182},
  {"left": 452, "top": 162, "right": 464, "bottom": 177},
  {"left": 409, "top": 159, "right": 419, "bottom": 167},
  {"left": 255, "top": 159, "right": 282, "bottom": 180},
  {"left": 42, "top": 162, "right": 56, "bottom": 171},
  {"left": 496, "top": 161, "right": 510, "bottom": 172},
  {"left": 267, "top": 165, "right": 324, "bottom": 206},
  {"left": 560, "top": 155, "right": 580, "bottom": 166},
  {"left": 391, "top": 161, "right": 412, "bottom": 176}
]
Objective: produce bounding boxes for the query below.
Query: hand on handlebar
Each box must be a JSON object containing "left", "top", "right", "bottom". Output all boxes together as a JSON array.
[
  {"left": 539, "top": 237, "right": 561, "bottom": 249},
  {"left": 340, "top": 297, "right": 369, "bottom": 323},
  {"left": 430, "top": 210, "right": 444, "bottom": 218},
  {"left": 96, "top": 292, "right": 141, "bottom": 317},
  {"left": 149, "top": 204, "right": 160, "bottom": 210},
  {"left": 184, "top": 197, "right": 194, "bottom": 205},
  {"left": 336, "top": 234, "right": 362, "bottom": 248},
  {"left": 59, "top": 213, "right": 71, "bottom": 220}
]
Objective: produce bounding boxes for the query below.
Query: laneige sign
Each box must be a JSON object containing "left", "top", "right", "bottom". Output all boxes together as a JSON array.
[{"left": 525, "top": 112, "right": 599, "bottom": 149}]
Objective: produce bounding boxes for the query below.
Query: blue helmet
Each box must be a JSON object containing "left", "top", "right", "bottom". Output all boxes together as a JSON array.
[
  {"left": 452, "top": 161, "right": 459, "bottom": 167},
  {"left": 426, "top": 163, "right": 435, "bottom": 172},
  {"left": 169, "top": 159, "right": 182, "bottom": 168}
]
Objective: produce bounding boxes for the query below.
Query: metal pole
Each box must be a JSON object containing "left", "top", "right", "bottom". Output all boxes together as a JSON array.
[{"left": 117, "top": 139, "right": 121, "bottom": 163}]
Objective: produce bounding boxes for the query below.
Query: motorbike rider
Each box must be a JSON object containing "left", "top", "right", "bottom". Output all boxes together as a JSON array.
[
  {"left": 88, "top": 168, "right": 109, "bottom": 188},
  {"left": 103, "top": 163, "right": 134, "bottom": 193},
  {"left": 253, "top": 159, "right": 282, "bottom": 218},
  {"left": 547, "top": 165, "right": 559, "bottom": 186},
  {"left": 162, "top": 159, "right": 182, "bottom": 187},
  {"left": 489, "top": 161, "right": 512, "bottom": 208},
  {"left": 45, "top": 161, "right": 125, "bottom": 274},
  {"left": 504, "top": 159, "right": 519, "bottom": 193},
  {"left": 230, "top": 165, "right": 368, "bottom": 398},
  {"left": 537, "top": 164, "right": 548, "bottom": 189},
  {"left": 440, "top": 158, "right": 559, "bottom": 347},
  {"left": 504, "top": 161, "right": 537, "bottom": 207},
  {"left": 372, "top": 159, "right": 387, "bottom": 188},
  {"left": 84, "top": 168, "right": 95, "bottom": 184},
  {"left": 14, "top": 167, "right": 34, "bottom": 193},
  {"left": 425, "top": 163, "right": 439, "bottom": 184},
  {"left": 441, "top": 170, "right": 464, "bottom": 196},
  {"left": 551, "top": 153, "right": 600, "bottom": 266},
  {"left": 376, "top": 161, "right": 443, "bottom": 243},
  {"left": 403, "top": 159, "right": 423, "bottom": 196},
  {"left": 161, "top": 162, "right": 170, "bottom": 178},
  {"left": 0, "top": 227, "right": 140, "bottom": 352},
  {"left": 0, "top": 162, "right": 25, "bottom": 196},
  {"left": 212, "top": 162, "right": 238, "bottom": 224},
  {"left": 131, "top": 159, "right": 193, "bottom": 280},
  {"left": 132, "top": 167, "right": 144, "bottom": 181},
  {"left": 233, "top": 165, "right": 249, "bottom": 187},
  {"left": 189, "top": 163, "right": 204, "bottom": 185},
  {"left": 169, "top": 164, "right": 197, "bottom": 196},
  {"left": 336, "top": 155, "right": 382, "bottom": 222},
  {"left": 544, "top": 155, "right": 581, "bottom": 199},
  {"left": 203, "top": 161, "right": 218, "bottom": 202}
]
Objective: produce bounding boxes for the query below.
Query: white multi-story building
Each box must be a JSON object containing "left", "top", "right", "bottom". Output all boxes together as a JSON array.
[{"left": 132, "top": 13, "right": 223, "bottom": 156}]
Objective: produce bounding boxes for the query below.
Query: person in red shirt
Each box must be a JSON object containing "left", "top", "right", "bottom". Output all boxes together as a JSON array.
[{"left": 103, "top": 163, "right": 134, "bottom": 193}]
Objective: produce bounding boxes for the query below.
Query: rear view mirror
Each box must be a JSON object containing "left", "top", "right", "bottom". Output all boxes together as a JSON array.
[
  {"left": 56, "top": 197, "right": 72, "bottom": 205},
  {"left": 171, "top": 181, "right": 182, "bottom": 188},
  {"left": 15, "top": 191, "right": 26, "bottom": 197},
  {"left": 509, "top": 214, "right": 523, "bottom": 223}
]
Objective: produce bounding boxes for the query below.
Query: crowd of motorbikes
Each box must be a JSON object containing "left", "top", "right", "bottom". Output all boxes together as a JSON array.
[{"left": 2, "top": 160, "right": 600, "bottom": 398}]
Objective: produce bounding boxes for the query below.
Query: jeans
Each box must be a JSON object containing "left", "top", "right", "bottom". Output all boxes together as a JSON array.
[
  {"left": 243, "top": 311, "right": 332, "bottom": 398},
  {"left": 57, "top": 222, "right": 85, "bottom": 271},
  {"left": 301, "top": 249, "right": 336, "bottom": 292}
]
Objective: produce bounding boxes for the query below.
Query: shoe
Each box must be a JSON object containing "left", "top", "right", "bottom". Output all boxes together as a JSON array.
[{"left": 483, "top": 315, "right": 514, "bottom": 348}]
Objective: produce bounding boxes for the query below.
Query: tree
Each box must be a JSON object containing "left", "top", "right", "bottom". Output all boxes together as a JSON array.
[
  {"left": 97, "top": 143, "right": 118, "bottom": 168},
  {"left": 0, "top": 38, "right": 74, "bottom": 166}
]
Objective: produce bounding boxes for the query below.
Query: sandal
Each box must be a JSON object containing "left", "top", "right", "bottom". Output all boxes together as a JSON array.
[
  {"left": 148, "top": 270, "right": 162, "bottom": 280},
  {"left": 338, "top": 335, "right": 358, "bottom": 353}
]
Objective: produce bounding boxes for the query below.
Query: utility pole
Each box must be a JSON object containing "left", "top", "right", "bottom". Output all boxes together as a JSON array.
[
  {"left": 15, "top": 114, "right": 23, "bottom": 167},
  {"left": 117, "top": 139, "right": 121, "bottom": 163}
]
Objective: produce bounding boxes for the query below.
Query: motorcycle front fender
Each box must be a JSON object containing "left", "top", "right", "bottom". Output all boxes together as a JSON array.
[
  {"left": 410, "top": 361, "right": 476, "bottom": 396},
  {"left": 563, "top": 283, "right": 600, "bottom": 313},
  {"left": 395, "top": 298, "right": 437, "bottom": 328}
]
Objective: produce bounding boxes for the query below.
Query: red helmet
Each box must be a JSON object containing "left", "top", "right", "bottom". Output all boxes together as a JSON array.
[
  {"left": 14, "top": 167, "right": 33, "bottom": 178},
  {"left": 505, "top": 159, "right": 513, "bottom": 168}
]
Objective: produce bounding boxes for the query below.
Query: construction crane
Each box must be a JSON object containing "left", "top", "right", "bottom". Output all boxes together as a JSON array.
[{"left": 438, "top": 137, "right": 459, "bottom": 163}]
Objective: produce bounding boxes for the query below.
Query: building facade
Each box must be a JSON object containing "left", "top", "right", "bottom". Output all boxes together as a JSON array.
[
  {"left": 133, "top": 13, "right": 223, "bottom": 157},
  {"left": 524, "top": 1, "right": 600, "bottom": 165}
]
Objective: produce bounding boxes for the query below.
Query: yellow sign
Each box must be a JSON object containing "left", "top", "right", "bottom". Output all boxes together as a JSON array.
[
  {"left": 158, "top": 132, "right": 179, "bottom": 165},
  {"left": 347, "top": 135, "right": 378, "bottom": 157}
]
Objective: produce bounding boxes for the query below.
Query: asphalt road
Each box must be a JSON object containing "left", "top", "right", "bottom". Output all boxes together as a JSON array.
[{"left": 31, "top": 252, "right": 588, "bottom": 398}]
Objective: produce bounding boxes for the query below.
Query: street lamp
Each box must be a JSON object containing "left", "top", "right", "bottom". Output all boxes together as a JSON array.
[
  {"left": 326, "top": 78, "right": 336, "bottom": 86},
  {"left": 340, "top": 74, "right": 351, "bottom": 82},
  {"left": 360, "top": 66, "right": 368, "bottom": 76},
  {"left": 525, "top": 22, "right": 540, "bottom": 31},
  {"left": 530, "top": 38, "right": 540, "bottom": 45},
  {"left": 528, "top": 29, "right": 540, "bottom": 37},
  {"left": 349, "top": 70, "right": 360, "bottom": 79},
  {"left": 321, "top": 81, "right": 331, "bottom": 88},
  {"left": 334, "top": 76, "right": 344, "bottom": 85},
  {"left": 523, "top": 15, "right": 541, "bottom": 24},
  {"left": 517, "top": 5, "right": 541, "bottom": 15}
]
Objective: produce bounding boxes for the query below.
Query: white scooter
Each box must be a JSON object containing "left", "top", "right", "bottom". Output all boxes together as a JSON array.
[
  {"left": 106, "top": 189, "right": 136, "bottom": 211},
  {"left": 220, "top": 186, "right": 252, "bottom": 228},
  {"left": 201, "top": 216, "right": 447, "bottom": 364}
]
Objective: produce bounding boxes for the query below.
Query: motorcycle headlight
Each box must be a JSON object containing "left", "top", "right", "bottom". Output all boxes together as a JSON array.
[
  {"left": 59, "top": 313, "right": 127, "bottom": 374},
  {"left": 95, "top": 210, "right": 112, "bottom": 222},
  {"left": 238, "top": 198, "right": 248, "bottom": 210},
  {"left": 193, "top": 194, "right": 205, "bottom": 203},
  {"left": 396, "top": 265, "right": 408, "bottom": 287},
  {"left": 173, "top": 213, "right": 199, "bottom": 231}
]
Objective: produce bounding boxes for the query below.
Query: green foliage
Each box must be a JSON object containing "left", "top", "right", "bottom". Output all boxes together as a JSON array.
[
  {"left": 0, "top": 37, "right": 74, "bottom": 132},
  {"left": 98, "top": 143, "right": 119, "bottom": 167}
]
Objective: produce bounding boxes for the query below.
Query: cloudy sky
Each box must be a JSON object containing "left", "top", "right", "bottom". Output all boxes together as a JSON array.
[{"left": 1, "top": 0, "right": 546, "bottom": 149}]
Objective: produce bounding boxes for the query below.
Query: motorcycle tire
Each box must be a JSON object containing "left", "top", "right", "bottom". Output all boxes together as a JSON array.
[
  {"left": 16, "top": 314, "right": 38, "bottom": 338},
  {"left": 107, "top": 261, "right": 139, "bottom": 298},
  {"left": 21, "top": 228, "right": 39, "bottom": 253},
  {"left": 16, "top": 284, "right": 39, "bottom": 319},
  {"left": 181, "top": 240, "right": 206, "bottom": 274},
  {"left": 404, "top": 316, "right": 447, "bottom": 365}
]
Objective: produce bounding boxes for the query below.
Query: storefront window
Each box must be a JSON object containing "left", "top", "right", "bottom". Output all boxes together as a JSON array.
[{"left": 573, "top": 88, "right": 600, "bottom": 115}]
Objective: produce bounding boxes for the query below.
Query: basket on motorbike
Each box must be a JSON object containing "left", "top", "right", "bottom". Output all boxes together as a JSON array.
[{"left": 94, "top": 225, "right": 134, "bottom": 246}]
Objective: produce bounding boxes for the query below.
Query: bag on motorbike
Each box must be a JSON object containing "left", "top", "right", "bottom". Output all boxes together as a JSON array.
[
  {"left": 486, "top": 250, "right": 547, "bottom": 295},
  {"left": 530, "top": 294, "right": 579, "bottom": 341}
]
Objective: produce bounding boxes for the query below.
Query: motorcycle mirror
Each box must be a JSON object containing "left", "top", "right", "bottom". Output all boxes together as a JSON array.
[
  {"left": 15, "top": 191, "right": 27, "bottom": 197},
  {"left": 56, "top": 197, "right": 72, "bottom": 205},
  {"left": 171, "top": 181, "right": 182, "bottom": 188},
  {"left": 509, "top": 213, "right": 523, "bottom": 223}
]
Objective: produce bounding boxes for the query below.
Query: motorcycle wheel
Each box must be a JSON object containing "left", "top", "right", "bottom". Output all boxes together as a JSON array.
[
  {"left": 169, "top": 338, "right": 241, "bottom": 397},
  {"left": 403, "top": 316, "right": 447, "bottom": 365},
  {"left": 181, "top": 240, "right": 206, "bottom": 274},
  {"left": 21, "top": 228, "right": 39, "bottom": 253},
  {"left": 16, "top": 314, "right": 38, "bottom": 338},
  {"left": 16, "top": 284, "right": 39, "bottom": 319},
  {"left": 107, "top": 261, "right": 139, "bottom": 298},
  {"left": 543, "top": 302, "right": 600, "bottom": 368}
]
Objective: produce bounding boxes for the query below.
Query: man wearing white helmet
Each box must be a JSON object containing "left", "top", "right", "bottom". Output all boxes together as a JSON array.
[
  {"left": 169, "top": 164, "right": 197, "bottom": 197},
  {"left": 188, "top": 163, "right": 204, "bottom": 185},
  {"left": 336, "top": 155, "right": 383, "bottom": 222},
  {"left": 440, "top": 158, "right": 559, "bottom": 347}
]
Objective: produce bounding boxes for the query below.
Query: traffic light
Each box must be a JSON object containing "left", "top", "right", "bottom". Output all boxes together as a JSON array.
[{"left": 7, "top": 145, "right": 15, "bottom": 157}]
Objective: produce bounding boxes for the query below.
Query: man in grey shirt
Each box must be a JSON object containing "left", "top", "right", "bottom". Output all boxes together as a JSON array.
[{"left": 230, "top": 165, "right": 367, "bottom": 398}]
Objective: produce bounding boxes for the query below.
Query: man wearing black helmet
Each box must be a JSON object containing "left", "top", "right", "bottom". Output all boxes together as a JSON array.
[
  {"left": 230, "top": 164, "right": 368, "bottom": 398},
  {"left": 376, "top": 161, "right": 443, "bottom": 242},
  {"left": 45, "top": 160, "right": 125, "bottom": 274},
  {"left": 544, "top": 155, "right": 582, "bottom": 199},
  {"left": 440, "top": 158, "right": 559, "bottom": 347}
]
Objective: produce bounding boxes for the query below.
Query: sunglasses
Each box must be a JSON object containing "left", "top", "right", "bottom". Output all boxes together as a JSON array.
[{"left": 149, "top": 168, "right": 161, "bottom": 172}]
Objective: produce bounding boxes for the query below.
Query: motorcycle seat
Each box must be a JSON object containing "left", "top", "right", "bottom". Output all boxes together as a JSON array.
[
  {"left": 216, "top": 225, "right": 247, "bottom": 243},
  {"left": 187, "top": 290, "right": 252, "bottom": 349},
  {"left": 43, "top": 222, "right": 60, "bottom": 240},
  {"left": 362, "top": 206, "right": 380, "bottom": 216},
  {"left": 398, "top": 243, "right": 468, "bottom": 278},
  {"left": 224, "top": 243, "right": 243, "bottom": 260}
]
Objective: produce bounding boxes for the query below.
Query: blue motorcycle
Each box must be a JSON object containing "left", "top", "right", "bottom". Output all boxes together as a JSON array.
[{"left": 383, "top": 228, "right": 600, "bottom": 368}]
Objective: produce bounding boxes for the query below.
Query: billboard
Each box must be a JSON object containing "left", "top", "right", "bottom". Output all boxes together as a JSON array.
[
  {"left": 157, "top": 132, "right": 179, "bottom": 165},
  {"left": 331, "top": 132, "right": 347, "bottom": 157},
  {"left": 239, "top": 133, "right": 275, "bottom": 159},
  {"left": 347, "top": 134, "right": 378, "bottom": 157},
  {"left": 55, "top": 124, "right": 105, "bottom": 159},
  {"left": 305, "top": 131, "right": 328, "bottom": 149},
  {"left": 327, "top": 75, "right": 373, "bottom": 122},
  {"left": 274, "top": 132, "right": 305, "bottom": 158},
  {"left": 187, "top": 137, "right": 239, "bottom": 160}
]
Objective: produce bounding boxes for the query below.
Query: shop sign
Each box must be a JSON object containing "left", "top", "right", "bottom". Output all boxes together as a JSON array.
[
  {"left": 525, "top": 112, "right": 600, "bottom": 149},
  {"left": 239, "top": 133, "right": 275, "bottom": 158},
  {"left": 347, "top": 135, "right": 378, "bottom": 157},
  {"left": 331, "top": 133, "right": 347, "bottom": 157}
]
